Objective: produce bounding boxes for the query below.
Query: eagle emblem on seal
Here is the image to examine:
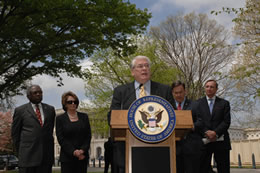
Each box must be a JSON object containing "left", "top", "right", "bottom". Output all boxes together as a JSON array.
[{"left": 137, "top": 105, "right": 167, "bottom": 132}]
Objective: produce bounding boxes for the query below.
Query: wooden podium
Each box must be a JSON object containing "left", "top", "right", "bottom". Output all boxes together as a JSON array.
[{"left": 110, "top": 110, "right": 193, "bottom": 173}]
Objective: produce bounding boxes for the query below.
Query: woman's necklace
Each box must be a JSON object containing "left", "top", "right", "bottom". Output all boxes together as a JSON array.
[{"left": 68, "top": 112, "right": 78, "bottom": 120}]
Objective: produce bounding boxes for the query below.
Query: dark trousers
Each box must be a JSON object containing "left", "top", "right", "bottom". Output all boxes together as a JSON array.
[
  {"left": 19, "top": 164, "right": 52, "bottom": 173},
  {"left": 176, "top": 154, "right": 201, "bottom": 173},
  {"left": 200, "top": 146, "right": 230, "bottom": 173},
  {"left": 112, "top": 142, "right": 125, "bottom": 173},
  {"left": 61, "top": 160, "right": 87, "bottom": 173},
  {"left": 104, "top": 158, "right": 114, "bottom": 173}
]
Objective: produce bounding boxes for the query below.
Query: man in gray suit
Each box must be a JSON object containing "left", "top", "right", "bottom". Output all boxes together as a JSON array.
[{"left": 12, "top": 85, "right": 56, "bottom": 173}]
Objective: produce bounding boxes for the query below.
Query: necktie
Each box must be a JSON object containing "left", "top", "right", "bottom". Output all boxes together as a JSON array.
[
  {"left": 35, "top": 104, "right": 43, "bottom": 127},
  {"left": 177, "top": 103, "right": 182, "bottom": 110},
  {"left": 209, "top": 99, "right": 214, "bottom": 114},
  {"left": 139, "top": 85, "right": 146, "bottom": 98}
]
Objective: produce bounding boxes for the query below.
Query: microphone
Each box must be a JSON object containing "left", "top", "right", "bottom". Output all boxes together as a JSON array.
[{"left": 121, "top": 83, "right": 143, "bottom": 110}]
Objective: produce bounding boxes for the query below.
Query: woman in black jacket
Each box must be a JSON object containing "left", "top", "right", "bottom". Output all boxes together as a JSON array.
[{"left": 56, "top": 91, "right": 91, "bottom": 173}]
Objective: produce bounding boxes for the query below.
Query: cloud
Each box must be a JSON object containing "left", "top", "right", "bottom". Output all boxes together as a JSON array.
[
  {"left": 14, "top": 59, "right": 92, "bottom": 109},
  {"left": 149, "top": 0, "right": 246, "bottom": 31}
]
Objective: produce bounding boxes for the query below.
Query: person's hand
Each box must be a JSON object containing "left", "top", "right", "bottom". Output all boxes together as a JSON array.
[
  {"left": 78, "top": 154, "right": 85, "bottom": 160},
  {"left": 205, "top": 130, "right": 217, "bottom": 142},
  {"left": 73, "top": 150, "right": 81, "bottom": 157},
  {"left": 78, "top": 149, "right": 84, "bottom": 155}
]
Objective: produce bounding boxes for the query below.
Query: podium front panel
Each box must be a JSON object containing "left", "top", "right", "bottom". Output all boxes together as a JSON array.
[{"left": 132, "top": 147, "right": 170, "bottom": 173}]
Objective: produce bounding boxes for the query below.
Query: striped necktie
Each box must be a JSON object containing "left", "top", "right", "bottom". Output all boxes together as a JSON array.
[
  {"left": 35, "top": 104, "right": 43, "bottom": 127},
  {"left": 139, "top": 85, "right": 146, "bottom": 98}
]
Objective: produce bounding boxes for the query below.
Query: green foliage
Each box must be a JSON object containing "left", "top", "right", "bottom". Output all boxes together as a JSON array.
[
  {"left": 0, "top": 0, "right": 151, "bottom": 99},
  {"left": 231, "top": 0, "right": 260, "bottom": 100},
  {"left": 83, "top": 37, "right": 178, "bottom": 135}
]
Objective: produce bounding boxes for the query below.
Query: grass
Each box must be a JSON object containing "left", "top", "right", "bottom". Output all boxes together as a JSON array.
[
  {"left": 1, "top": 168, "right": 107, "bottom": 173},
  {"left": 2, "top": 171, "right": 104, "bottom": 173}
]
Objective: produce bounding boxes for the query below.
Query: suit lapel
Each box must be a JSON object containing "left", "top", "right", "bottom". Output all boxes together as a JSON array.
[
  {"left": 182, "top": 99, "right": 188, "bottom": 110},
  {"left": 124, "top": 82, "right": 136, "bottom": 109},
  {"left": 172, "top": 100, "right": 177, "bottom": 110},
  {"left": 201, "top": 97, "right": 212, "bottom": 120},
  {"left": 211, "top": 97, "right": 219, "bottom": 118},
  {"left": 150, "top": 81, "right": 158, "bottom": 95},
  {"left": 26, "top": 103, "right": 40, "bottom": 124},
  {"left": 42, "top": 103, "right": 49, "bottom": 126}
]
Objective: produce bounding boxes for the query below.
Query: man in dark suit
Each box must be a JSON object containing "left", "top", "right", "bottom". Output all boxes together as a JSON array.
[
  {"left": 109, "top": 55, "right": 174, "bottom": 173},
  {"left": 12, "top": 85, "right": 56, "bottom": 173},
  {"left": 196, "top": 79, "right": 231, "bottom": 173},
  {"left": 171, "top": 81, "right": 203, "bottom": 173},
  {"left": 104, "top": 137, "right": 113, "bottom": 173}
]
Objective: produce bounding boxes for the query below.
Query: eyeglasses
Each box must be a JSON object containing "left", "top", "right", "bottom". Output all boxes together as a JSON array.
[
  {"left": 66, "top": 100, "right": 79, "bottom": 105},
  {"left": 135, "top": 63, "right": 150, "bottom": 69}
]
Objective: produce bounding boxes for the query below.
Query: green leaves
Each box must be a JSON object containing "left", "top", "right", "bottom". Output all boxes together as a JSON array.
[{"left": 0, "top": 0, "right": 151, "bottom": 99}]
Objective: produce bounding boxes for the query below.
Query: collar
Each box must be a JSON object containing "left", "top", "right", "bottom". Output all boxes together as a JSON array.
[
  {"left": 31, "top": 102, "right": 42, "bottom": 109},
  {"left": 134, "top": 80, "right": 151, "bottom": 96},
  {"left": 175, "top": 97, "right": 186, "bottom": 108},
  {"left": 206, "top": 96, "right": 216, "bottom": 101}
]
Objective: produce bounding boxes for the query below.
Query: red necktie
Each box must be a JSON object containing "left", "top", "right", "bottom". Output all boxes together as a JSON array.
[
  {"left": 177, "top": 103, "right": 182, "bottom": 110},
  {"left": 35, "top": 104, "right": 43, "bottom": 127}
]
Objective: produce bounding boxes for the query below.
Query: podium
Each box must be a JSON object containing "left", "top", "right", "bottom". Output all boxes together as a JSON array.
[{"left": 110, "top": 110, "right": 193, "bottom": 173}]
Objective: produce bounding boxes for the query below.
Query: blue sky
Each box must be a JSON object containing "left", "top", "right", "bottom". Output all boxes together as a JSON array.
[{"left": 15, "top": 0, "right": 246, "bottom": 109}]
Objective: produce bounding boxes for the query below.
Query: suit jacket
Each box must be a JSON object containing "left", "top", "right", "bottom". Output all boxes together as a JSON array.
[
  {"left": 56, "top": 112, "right": 91, "bottom": 162},
  {"left": 196, "top": 96, "right": 231, "bottom": 150},
  {"left": 174, "top": 99, "right": 203, "bottom": 155},
  {"left": 110, "top": 80, "right": 174, "bottom": 111},
  {"left": 12, "top": 102, "right": 55, "bottom": 167},
  {"left": 109, "top": 81, "right": 174, "bottom": 169}
]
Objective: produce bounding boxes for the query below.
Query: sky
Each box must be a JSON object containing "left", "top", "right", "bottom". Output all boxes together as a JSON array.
[{"left": 14, "top": 0, "right": 246, "bottom": 109}]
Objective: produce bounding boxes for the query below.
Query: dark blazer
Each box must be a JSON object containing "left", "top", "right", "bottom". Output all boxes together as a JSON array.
[
  {"left": 56, "top": 112, "right": 91, "bottom": 162},
  {"left": 109, "top": 80, "right": 174, "bottom": 171},
  {"left": 110, "top": 80, "right": 174, "bottom": 111},
  {"left": 174, "top": 99, "right": 203, "bottom": 155},
  {"left": 12, "top": 103, "right": 55, "bottom": 167},
  {"left": 196, "top": 96, "right": 231, "bottom": 150}
]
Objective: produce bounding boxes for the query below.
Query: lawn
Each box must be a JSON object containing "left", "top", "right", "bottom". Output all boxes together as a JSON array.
[{"left": 2, "top": 171, "right": 103, "bottom": 173}]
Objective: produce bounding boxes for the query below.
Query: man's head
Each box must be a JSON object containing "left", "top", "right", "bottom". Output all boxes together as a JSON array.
[
  {"left": 27, "top": 85, "right": 43, "bottom": 104},
  {"left": 171, "top": 81, "right": 186, "bottom": 103},
  {"left": 204, "top": 79, "right": 218, "bottom": 98},
  {"left": 130, "top": 56, "right": 151, "bottom": 84}
]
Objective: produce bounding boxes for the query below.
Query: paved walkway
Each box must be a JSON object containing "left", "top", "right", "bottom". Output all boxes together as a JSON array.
[
  {"left": 55, "top": 167, "right": 260, "bottom": 173},
  {"left": 229, "top": 168, "right": 260, "bottom": 173},
  {"left": 1, "top": 167, "right": 259, "bottom": 172}
]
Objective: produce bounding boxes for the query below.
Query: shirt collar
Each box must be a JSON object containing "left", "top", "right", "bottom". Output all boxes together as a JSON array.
[
  {"left": 134, "top": 80, "right": 151, "bottom": 96},
  {"left": 206, "top": 96, "right": 216, "bottom": 101},
  {"left": 31, "top": 102, "right": 42, "bottom": 109},
  {"left": 175, "top": 97, "right": 186, "bottom": 108}
]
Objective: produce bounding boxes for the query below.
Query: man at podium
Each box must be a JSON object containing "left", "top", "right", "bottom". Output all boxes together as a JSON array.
[{"left": 109, "top": 55, "right": 175, "bottom": 173}]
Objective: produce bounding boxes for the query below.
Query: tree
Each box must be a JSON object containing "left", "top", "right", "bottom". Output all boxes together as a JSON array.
[
  {"left": 231, "top": 0, "right": 260, "bottom": 98},
  {"left": 150, "top": 12, "right": 235, "bottom": 100},
  {"left": 205, "top": 1, "right": 260, "bottom": 127},
  {"left": 0, "top": 0, "right": 151, "bottom": 99},
  {"left": 227, "top": 0, "right": 260, "bottom": 127},
  {"left": 83, "top": 37, "right": 178, "bottom": 135},
  {"left": 0, "top": 111, "right": 12, "bottom": 152}
]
